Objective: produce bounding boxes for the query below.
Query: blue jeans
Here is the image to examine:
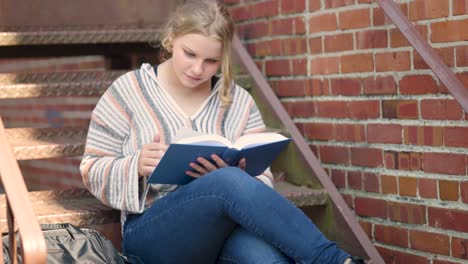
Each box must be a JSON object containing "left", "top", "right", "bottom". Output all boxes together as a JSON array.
[{"left": 122, "top": 167, "right": 350, "bottom": 264}]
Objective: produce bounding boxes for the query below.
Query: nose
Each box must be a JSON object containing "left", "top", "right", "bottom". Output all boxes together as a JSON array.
[{"left": 192, "top": 60, "right": 203, "bottom": 75}]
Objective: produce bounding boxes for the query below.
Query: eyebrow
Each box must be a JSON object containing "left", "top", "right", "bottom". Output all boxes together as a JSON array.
[{"left": 183, "top": 46, "right": 221, "bottom": 60}]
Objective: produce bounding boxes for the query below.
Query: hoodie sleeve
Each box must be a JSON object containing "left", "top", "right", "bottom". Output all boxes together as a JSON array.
[{"left": 80, "top": 73, "right": 144, "bottom": 213}]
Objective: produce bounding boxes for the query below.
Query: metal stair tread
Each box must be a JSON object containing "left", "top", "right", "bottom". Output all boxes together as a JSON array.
[
  {"left": 5, "top": 127, "right": 87, "bottom": 160},
  {"left": 0, "top": 29, "right": 161, "bottom": 46},
  {"left": 275, "top": 181, "right": 328, "bottom": 207},
  {"left": 0, "top": 182, "right": 327, "bottom": 232},
  {"left": 0, "top": 189, "right": 119, "bottom": 233},
  {"left": 0, "top": 71, "right": 124, "bottom": 99}
]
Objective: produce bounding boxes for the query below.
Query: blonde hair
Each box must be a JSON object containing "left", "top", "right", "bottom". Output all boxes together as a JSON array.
[{"left": 159, "top": 0, "right": 235, "bottom": 107}]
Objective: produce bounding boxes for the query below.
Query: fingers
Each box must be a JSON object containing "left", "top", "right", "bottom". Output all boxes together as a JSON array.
[
  {"left": 211, "top": 154, "right": 228, "bottom": 168},
  {"left": 153, "top": 134, "right": 161, "bottom": 143},
  {"left": 237, "top": 158, "right": 246, "bottom": 170}
]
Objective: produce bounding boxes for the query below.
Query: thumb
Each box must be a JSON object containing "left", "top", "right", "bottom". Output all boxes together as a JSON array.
[{"left": 153, "top": 134, "right": 161, "bottom": 143}]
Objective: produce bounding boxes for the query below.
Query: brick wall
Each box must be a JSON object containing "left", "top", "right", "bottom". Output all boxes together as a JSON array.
[{"left": 225, "top": 0, "right": 468, "bottom": 263}]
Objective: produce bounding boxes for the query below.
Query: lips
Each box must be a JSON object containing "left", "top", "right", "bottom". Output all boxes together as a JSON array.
[{"left": 185, "top": 73, "right": 202, "bottom": 82}]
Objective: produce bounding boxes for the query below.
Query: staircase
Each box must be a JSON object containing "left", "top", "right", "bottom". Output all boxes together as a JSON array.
[{"left": 0, "top": 1, "right": 381, "bottom": 263}]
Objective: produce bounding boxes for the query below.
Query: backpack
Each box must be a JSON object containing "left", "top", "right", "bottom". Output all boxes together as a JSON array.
[{"left": 3, "top": 223, "right": 126, "bottom": 264}]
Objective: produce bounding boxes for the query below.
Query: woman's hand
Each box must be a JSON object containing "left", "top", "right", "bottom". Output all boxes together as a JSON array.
[
  {"left": 138, "top": 135, "right": 168, "bottom": 177},
  {"left": 186, "top": 155, "right": 246, "bottom": 178}
]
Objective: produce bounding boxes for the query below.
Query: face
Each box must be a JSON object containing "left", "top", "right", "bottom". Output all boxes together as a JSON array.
[{"left": 169, "top": 33, "right": 223, "bottom": 90}]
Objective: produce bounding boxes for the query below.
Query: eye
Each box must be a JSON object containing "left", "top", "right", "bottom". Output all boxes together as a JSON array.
[
  {"left": 184, "top": 50, "right": 195, "bottom": 57},
  {"left": 206, "top": 59, "right": 219, "bottom": 64}
]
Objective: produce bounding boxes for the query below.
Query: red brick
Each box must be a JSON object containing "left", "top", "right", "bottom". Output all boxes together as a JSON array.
[
  {"left": 408, "top": 0, "right": 449, "bottom": 21},
  {"left": 304, "top": 123, "right": 334, "bottom": 141},
  {"left": 451, "top": 237, "right": 468, "bottom": 260},
  {"left": 375, "top": 51, "right": 411, "bottom": 72},
  {"left": 319, "top": 145, "right": 350, "bottom": 165},
  {"left": 462, "top": 182, "right": 468, "bottom": 204},
  {"left": 410, "top": 230, "right": 450, "bottom": 255},
  {"left": 339, "top": 8, "right": 371, "bottom": 30},
  {"left": 414, "top": 47, "right": 454, "bottom": 69},
  {"left": 342, "top": 194, "right": 354, "bottom": 209},
  {"left": 280, "top": 0, "right": 305, "bottom": 14},
  {"left": 367, "top": 124, "right": 402, "bottom": 144},
  {"left": 309, "top": 0, "right": 321, "bottom": 11},
  {"left": 309, "top": 36, "right": 323, "bottom": 54},
  {"left": 429, "top": 207, "right": 468, "bottom": 232},
  {"left": 388, "top": 202, "right": 427, "bottom": 225},
  {"left": 280, "top": 38, "right": 307, "bottom": 55},
  {"left": 410, "top": 152, "right": 421, "bottom": 171},
  {"left": 377, "top": 246, "right": 429, "bottom": 264},
  {"left": 363, "top": 172, "right": 379, "bottom": 193},
  {"left": 404, "top": 126, "right": 444, "bottom": 146},
  {"left": 444, "top": 127, "right": 468, "bottom": 148},
  {"left": 382, "top": 100, "right": 418, "bottom": 119},
  {"left": 265, "top": 59, "right": 291, "bottom": 76},
  {"left": 308, "top": 79, "right": 330, "bottom": 96},
  {"left": 237, "top": 22, "right": 269, "bottom": 39},
  {"left": 431, "top": 19, "right": 468, "bottom": 43},
  {"left": 362, "top": 76, "right": 397, "bottom": 95},
  {"left": 309, "top": 13, "right": 337, "bottom": 33},
  {"left": 421, "top": 99, "right": 464, "bottom": 120},
  {"left": 324, "top": 0, "right": 354, "bottom": 8},
  {"left": 439, "top": 180, "right": 460, "bottom": 201},
  {"left": 330, "top": 78, "right": 361, "bottom": 96},
  {"left": 399, "top": 74, "right": 439, "bottom": 95},
  {"left": 356, "top": 29, "right": 388, "bottom": 49},
  {"left": 456, "top": 46, "right": 468, "bottom": 67},
  {"left": 418, "top": 178, "right": 438, "bottom": 199},
  {"left": 399, "top": 177, "right": 417, "bottom": 197},
  {"left": 355, "top": 197, "right": 388, "bottom": 218},
  {"left": 310, "top": 56, "right": 340, "bottom": 74},
  {"left": 350, "top": 147, "right": 383, "bottom": 167},
  {"left": 373, "top": 3, "right": 408, "bottom": 26},
  {"left": 390, "top": 25, "right": 428, "bottom": 48},
  {"left": 381, "top": 175, "right": 398, "bottom": 194},
  {"left": 359, "top": 220, "right": 372, "bottom": 239},
  {"left": 282, "top": 101, "right": 316, "bottom": 118},
  {"left": 316, "top": 101, "right": 348, "bottom": 118},
  {"left": 348, "top": 101, "right": 380, "bottom": 120},
  {"left": 348, "top": 171, "right": 363, "bottom": 190},
  {"left": 341, "top": 53, "right": 374, "bottom": 73},
  {"left": 273, "top": 79, "right": 310, "bottom": 97},
  {"left": 270, "top": 18, "right": 301, "bottom": 35},
  {"left": 423, "top": 152, "right": 466, "bottom": 175},
  {"left": 375, "top": 225, "right": 408, "bottom": 248},
  {"left": 324, "top": 33, "right": 353, "bottom": 52},
  {"left": 399, "top": 152, "right": 413, "bottom": 171},
  {"left": 384, "top": 152, "right": 396, "bottom": 170},
  {"left": 331, "top": 169, "right": 346, "bottom": 188},
  {"left": 335, "top": 124, "right": 366, "bottom": 142},
  {"left": 433, "top": 261, "right": 460, "bottom": 264},
  {"left": 453, "top": 0, "right": 468, "bottom": 15},
  {"left": 292, "top": 59, "right": 307, "bottom": 75}
]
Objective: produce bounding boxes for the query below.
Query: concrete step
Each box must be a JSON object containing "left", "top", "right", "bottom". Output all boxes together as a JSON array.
[
  {"left": 5, "top": 127, "right": 86, "bottom": 160},
  {"left": 0, "top": 71, "right": 123, "bottom": 99}
]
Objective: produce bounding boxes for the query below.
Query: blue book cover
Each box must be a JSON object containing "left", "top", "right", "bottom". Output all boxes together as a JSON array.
[{"left": 148, "top": 133, "right": 291, "bottom": 185}]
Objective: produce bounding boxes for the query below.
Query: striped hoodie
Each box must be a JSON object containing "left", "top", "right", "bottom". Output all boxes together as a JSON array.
[{"left": 80, "top": 63, "right": 273, "bottom": 225}]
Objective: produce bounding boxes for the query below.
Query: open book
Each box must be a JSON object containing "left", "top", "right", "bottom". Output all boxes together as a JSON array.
[{"left": 148, "top": 132, "right": 291, "bottom": 185}]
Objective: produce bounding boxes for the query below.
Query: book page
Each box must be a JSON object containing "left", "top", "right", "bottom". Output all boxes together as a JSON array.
[
  {"left": 232, "top": 132, "right": 288, "bottom": 149},
  {"left": 175, "top": 133, "right": 232, "bottom": 147}
]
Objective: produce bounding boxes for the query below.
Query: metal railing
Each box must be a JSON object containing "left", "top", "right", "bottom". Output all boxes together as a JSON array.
[
  {"left": 376, "top": 0, "right": 468, "bottom": 112},
  {"left": 0, "top": 117, "right": 46, "bottom": 264}
]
